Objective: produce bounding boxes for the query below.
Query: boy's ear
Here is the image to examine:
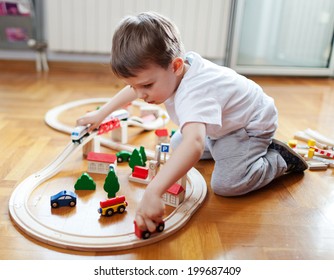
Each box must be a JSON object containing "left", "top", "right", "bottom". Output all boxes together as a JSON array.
[{"left": 172, "top": 57, "right": 184, "bottom": 75}]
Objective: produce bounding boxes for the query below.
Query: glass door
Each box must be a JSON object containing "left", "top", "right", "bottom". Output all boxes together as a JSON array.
[{"left": 228, "top": 0, "right": 334, "bottom": 76}]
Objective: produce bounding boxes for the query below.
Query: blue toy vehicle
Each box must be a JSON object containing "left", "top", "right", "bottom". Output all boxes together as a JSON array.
[{"left": 50, "top": 190, "right": 77, "bottom": 208}]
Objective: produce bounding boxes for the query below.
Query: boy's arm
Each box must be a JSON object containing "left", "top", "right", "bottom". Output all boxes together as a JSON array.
[
  {"left": 76, "top": 85, "right": 137, "bottom": 130},
  {"left": 135, "top": 122, "right": 206, "bottom": 232}
]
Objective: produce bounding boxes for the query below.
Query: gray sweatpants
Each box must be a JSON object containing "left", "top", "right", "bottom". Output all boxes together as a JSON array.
[{"left": 170, "top": 128, "right": 287, "bottom": 196}]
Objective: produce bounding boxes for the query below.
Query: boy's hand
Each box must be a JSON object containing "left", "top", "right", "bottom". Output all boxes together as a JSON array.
[
  {"left": 75, "top": 85, "right": 138, "bottom": 132},
  {"left": 76, "top": 110, "right": 105, "bottom": 132},
  {"left": 135, "top": 188, "right": 165, "bottom": 233},
  {"left": 134, "top": 122, "right": 206, "bottom": 233}
]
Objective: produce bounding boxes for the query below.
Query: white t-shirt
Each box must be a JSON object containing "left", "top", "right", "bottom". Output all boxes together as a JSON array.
[{"left": 164, "top": 52, "right": 278, "bottom": 139}]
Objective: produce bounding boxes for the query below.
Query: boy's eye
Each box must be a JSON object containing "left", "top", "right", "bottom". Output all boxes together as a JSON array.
[{"left": 143, "top": 83, "right": 153, "bottom": 89}]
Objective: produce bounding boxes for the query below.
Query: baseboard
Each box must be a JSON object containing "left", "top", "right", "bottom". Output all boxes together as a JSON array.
[{"left": 0, "top": 59, "right": 114, "bottom": 74}]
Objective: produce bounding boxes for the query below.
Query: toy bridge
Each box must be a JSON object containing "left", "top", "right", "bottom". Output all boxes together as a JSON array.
[{"left": 98, "top": 118, "right": 120, "bottom": 135}]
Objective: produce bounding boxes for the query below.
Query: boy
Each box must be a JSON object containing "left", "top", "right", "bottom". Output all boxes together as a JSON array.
[{"left": 77, "top": 12, "right": 308, "bottom": 233}]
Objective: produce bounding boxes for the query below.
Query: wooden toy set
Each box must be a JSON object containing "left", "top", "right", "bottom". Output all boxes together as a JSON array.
[
  {"left": 291, "top": 128, "right": 334, "bottom": 170},
  {"left": 8, "top": 98, "right": 207, "bottom": 251}
]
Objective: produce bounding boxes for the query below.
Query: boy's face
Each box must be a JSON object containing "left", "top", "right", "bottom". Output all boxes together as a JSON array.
[{"left": 122, "top": 59, "right": 184, "bottom": 105}]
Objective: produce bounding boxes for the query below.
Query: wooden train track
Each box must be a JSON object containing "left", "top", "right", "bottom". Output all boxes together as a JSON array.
[{"left": 8, "top": 98, "right": 207, "bottom": 251}]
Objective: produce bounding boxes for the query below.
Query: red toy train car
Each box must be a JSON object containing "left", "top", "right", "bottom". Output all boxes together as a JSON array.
[
  {"left": 98, "top": 195, "right": 128, "bottom": 216},
  {"left": 134, "top": 220, "right": 165, "bottom": 239}
]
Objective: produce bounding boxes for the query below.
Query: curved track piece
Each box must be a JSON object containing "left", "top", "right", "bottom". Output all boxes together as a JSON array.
[
  {"left": 9, "top": 166, "right": 206, "bottom": 251},
  {"left": 44, "top": 98, "right": 170, "bottom": 133}
]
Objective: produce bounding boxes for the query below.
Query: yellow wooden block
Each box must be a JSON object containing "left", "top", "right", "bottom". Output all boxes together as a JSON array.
[
  {"left": 288, "top": 139, "right": 298, "bottom": 148},
  {"left": 308, "top": 148, "right": 315, "bottom": 158},
  {"left": 308, "top": 139, "right": 316, "bottom": 147}
]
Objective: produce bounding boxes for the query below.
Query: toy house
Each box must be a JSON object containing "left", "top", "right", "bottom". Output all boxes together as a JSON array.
[
  {"left": 87, "top": 152, "right": 117, "bottom": 174},
  {"left": 128, "top": 165, "right": 151, "bottom": 184},
  {"left": 155, "top": 128, "right": 169, "bottom": 144},
  {"left": 162, "top": 183, "right": 185, "bottom": 207}
]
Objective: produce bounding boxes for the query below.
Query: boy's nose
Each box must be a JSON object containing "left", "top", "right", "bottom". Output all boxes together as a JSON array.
[{"left": 137, "top": 90, "right": 146, "bottom": 99}]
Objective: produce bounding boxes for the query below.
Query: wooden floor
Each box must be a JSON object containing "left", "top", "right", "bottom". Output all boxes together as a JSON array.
[{"left": 1, "top": 60, "right": 334, "bottom": 260}]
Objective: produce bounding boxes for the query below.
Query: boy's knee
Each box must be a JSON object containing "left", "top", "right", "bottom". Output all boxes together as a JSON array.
[
  {"left": 211, "top": 180, "right": 237, "bottom": 196},
  {"left": 211, "top": 176, "right": 248, "bottom": 196}
]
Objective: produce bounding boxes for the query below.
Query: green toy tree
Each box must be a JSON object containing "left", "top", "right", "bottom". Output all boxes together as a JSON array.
[
  {"left": 139, "top": 146, "right": 147, "bottom": 165},
  {"left": 128, "top": 149, "right": 144, "bottom": 171},
  {"left": 74, "top": 172, "right": 96, "bottom": 190},
  {"left": 104, "top": 169, "right": 120, "bottom": 198}
]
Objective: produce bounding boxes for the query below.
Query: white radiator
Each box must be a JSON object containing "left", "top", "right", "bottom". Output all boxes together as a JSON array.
[{"left": 45, "top": 0, "right": 231, "bottom": 60}]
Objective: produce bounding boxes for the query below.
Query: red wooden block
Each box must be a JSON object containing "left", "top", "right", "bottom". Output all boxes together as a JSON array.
[{"left": 132, "top": 166, "right": 149, "bottom": 179}]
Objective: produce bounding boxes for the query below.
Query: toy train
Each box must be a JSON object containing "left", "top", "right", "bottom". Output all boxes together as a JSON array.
[
  {"left": 110, "top": 109, "right": 129, "bottom": 121},
  {"left": 134, "top": 220, "right": 165, "bottom": 239},
  {"left": 98, "top": 195, "right": 128, "bottom": 216},
  {"left": 71, "top": 109, "right": 129, "bottom": 143},
  {"left": 71, "top": 125, "right": 90, "bottom": 143}
]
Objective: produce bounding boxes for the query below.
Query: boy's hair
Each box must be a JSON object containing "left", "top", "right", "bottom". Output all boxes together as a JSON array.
[{"left": 111, "top": 12, "right": 184, "bottom": 78}]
